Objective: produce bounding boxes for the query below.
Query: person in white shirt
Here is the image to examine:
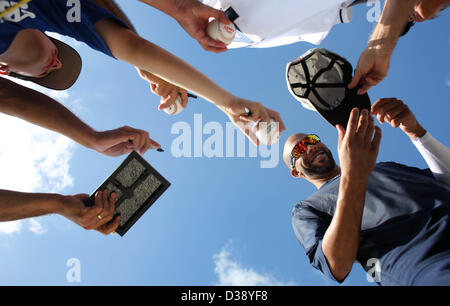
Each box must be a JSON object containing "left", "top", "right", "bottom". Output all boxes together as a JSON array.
[{"left": 147, "top": 0, "right": 448, "bottom": 98}]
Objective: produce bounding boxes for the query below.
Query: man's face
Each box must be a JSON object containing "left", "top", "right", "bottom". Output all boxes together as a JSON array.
[
  {"left": 0, "top": 29, "right": 62, "bottom": 77},
  {"left": 285, "top": 134, "right": 336, "bottom": 179},
  {"left": 295, "top": 140, "right": 336, "bottom": 178}
]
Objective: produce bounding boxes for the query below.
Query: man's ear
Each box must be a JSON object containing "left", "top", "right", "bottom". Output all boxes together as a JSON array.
[{"left": 0, "top": 65, "right": 9, "bottom": 75}]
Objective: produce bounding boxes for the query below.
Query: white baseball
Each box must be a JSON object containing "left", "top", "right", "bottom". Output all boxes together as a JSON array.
[
  {"left": 255, "top": 119, "right": 280, "bottom": 145},
  {"left": 163, "top": 96, "right": 184, "bottom": 115},
  {"left": 206, "top": 19, "right": 236, "bottom": 45}
]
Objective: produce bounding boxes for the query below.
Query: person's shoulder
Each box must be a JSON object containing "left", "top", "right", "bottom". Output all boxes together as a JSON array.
[{"left": 375, "top": 161, "right": 433, "bottom": 177}]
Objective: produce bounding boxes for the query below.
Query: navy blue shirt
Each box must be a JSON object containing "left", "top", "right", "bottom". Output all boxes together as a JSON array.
[
  {"left": 0, "top": 0, "right": 128, "bottom": 57},
  {"left": 292, "top": 162, "right": 450, "bottom": 285}
]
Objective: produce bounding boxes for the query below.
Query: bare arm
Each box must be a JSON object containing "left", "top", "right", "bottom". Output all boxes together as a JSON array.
[
  {"left": 139, "top": 0, "right": 230, "bottom": 52},
  {"left": 95, "top": 19, "right": 233, "bottom": 107},
  {"left": 94, "top": 19, "right": 286, "bottom": 145},
  {"left": 0, "top": 77, "right": 160, "bottom": 155},
  {"left": 322, "top": 109, "right": 382, "bottom": 282},
  {"left": 0, "top": 190, "right": 60, "bottom": 222},
  {"left": 0, "top": 189, "right": 119, "bottom": 235},
  {"left": 349, "top": 0, "right": 417, "bottom": 94},
  {"left": 0, "top": 77, "right": 96, "bottom": 148}
]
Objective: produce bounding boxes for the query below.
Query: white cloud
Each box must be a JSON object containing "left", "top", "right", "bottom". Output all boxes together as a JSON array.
[
  {"left": 0, "top": 221, "right": 22, "bottom": 235},
  {"left": 446, "top": 74, "right": 450, "bottom": 87},
  {"left": 213, "top": 243, "right": 295, "bottom": 286},
  {"left": 28, "top": 218, "right": 47, "bottom": 235},
  {"left": 0, "top": 80, "right": 76, "bottom": 236}
]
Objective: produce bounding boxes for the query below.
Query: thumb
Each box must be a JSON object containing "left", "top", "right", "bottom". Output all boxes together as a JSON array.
[
  {"left": 348, "top": 69, "right": 363, "bottom": 89},
  {"left": 336, "top": 124, "right": 345, "bottom": 142}
]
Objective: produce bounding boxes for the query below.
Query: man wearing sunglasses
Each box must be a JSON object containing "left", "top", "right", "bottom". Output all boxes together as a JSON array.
[{"left": 283, "top": 99, "right": 450, "bottom": 285}]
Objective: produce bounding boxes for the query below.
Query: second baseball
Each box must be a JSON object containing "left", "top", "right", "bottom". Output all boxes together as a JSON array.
[{"left": 206, "top": 19, "right": 236, "bottom": 45}]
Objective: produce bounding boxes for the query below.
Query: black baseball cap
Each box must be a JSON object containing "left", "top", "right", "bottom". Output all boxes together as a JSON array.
[
  {"left": 7, "top": 35, "right": 82, "bottom": 90},
  {"left": 286, "top": 48, "right": 371, "bottom": 127}
]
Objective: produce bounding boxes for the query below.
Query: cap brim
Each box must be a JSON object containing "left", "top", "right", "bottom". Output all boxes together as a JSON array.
[
  {"left": 9, "top": 36, "right": 82, "bottom": 91},
  {"left": 313, "top": 87, "right": 371, "bottom": 128}
]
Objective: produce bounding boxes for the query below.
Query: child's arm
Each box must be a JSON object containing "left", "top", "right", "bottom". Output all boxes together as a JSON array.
[{"left": 94, "top": 18, "right": 285, "bottom": 144}]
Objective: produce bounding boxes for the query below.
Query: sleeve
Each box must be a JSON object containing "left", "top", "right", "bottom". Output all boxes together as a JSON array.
[
  {"left": 291, "top": 202, "right": 342, "bottom": 283},
  {"left": 412, "top": 132, "right": 450, "bottom": 186},
  {"left": 0, "top": 23, "right": 21, "bottom": 55}
]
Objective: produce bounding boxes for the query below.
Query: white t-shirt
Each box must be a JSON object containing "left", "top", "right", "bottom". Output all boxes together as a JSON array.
[{"left": 203, "top": 0, "right": 353, "bottom": 48}]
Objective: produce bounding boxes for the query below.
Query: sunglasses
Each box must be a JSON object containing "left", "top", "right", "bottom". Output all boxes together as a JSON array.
[{"left": 289, "top": 134, "right": 321, "bottom": 173}]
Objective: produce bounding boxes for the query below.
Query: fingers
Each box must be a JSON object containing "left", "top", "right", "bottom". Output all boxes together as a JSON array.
[
  {"left": 248, "top": 102, "right": 271, "bottom": 123},
  {"left": 179, "top": 89, "right": 189, "bottom": 108},
  {"left": 82, "top": 190, "right": 116, "bottom": 231},
  {"left": 348, "top": 68, "right": 363, "bottom": 90},
  {"left": 336, "top": 124, "right": 346, "bottom": 143},
  {"left": 345, "top": 108, "right": 377, "bottom": 144},
  {"left": 158, "top": 94, "right": 178, "bottom": 111},
  {"left": 371, "top": 98, "right": 396, "bottom": 116},
  {"left": 357, "top": 82, "right": 372, "bottom": 95},
  {"left": 371, "top": 126, "right": 382, "bottom": 155},
  {"left": 199, "top": 35, "right": 229, "bottom": 51},
  {"left": 346, "top": 108, "right": 360, "bottom": 137},
  {"left": 266, "top": 109, "right": 286, "bottom": 132},
  {"left": 207, "top": 7, "right": 230, "bottom": 25},
  {"left": 97, "top": 216, "right": 121, "bottom": 236},
  {"left": 120, "top": 126, "right": 159, "bottom": 155},
  {"left": 371, "top": 98, "right": 409, "bottom": 126},
  {"left": 365, "top": 115, "right": 375, "bottom": 146},
  {"left": 150, "top": 82, "right": 171, "bottom": 98},
  {"left": 356, "top": 109, "right": 370, "bottom": 138},
  {"left": 236, "top": 120, "right": 259, "bottom": 146},
  {"left": 150, "top": 83, "right": 158, "bottom": 95}
]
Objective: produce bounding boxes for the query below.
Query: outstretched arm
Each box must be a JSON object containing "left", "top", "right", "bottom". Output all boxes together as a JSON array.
[
  {"left": 0, "top": 189, "right": 119, "bottom": 235},
  {"left": 139, "top": 0, "right": 230, "bottom": 52},
  {"left": 0, "top": 77, "right": 160, "bottom": 155},
  {"left": 91, "top": 0, "right": 190, "bottom": 111},
  {"left": 94, "top": 19, "right": 285, "bottom": 145},
  {"left": 349, "top": 0, "right": 417, "bottom": 94},
  {"left": 372, "top": 97, "right": 450, "bottom": 185},
  {"left": 322, "top": 108, "right": 382, "bottom": 282}
]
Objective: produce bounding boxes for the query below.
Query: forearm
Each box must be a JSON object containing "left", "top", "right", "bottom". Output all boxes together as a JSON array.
[
  {"left": 136, "top": 68, "right": 165, "bottom": 84},
  {"left": 0, "top": 78, "right": 97, "bottom": 149},
  {"left": 134, "top": 43, "right": 233, "bottom": 107},
  {"left": 0, "top": 190, "right": 62, "bottom": 222},
  {"left": 99, "top": 21, "right": 234, "bottom": 107},
  {"left": 369, "top": 0, "right": 417, "bottom": 53},
  {"left": 322, "top": 176, "right": 367, "bottom": 282}
]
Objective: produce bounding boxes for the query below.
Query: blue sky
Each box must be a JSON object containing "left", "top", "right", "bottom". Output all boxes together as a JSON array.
[{"left": 0, "top": 1, "right": 449, "bottom": 286}]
